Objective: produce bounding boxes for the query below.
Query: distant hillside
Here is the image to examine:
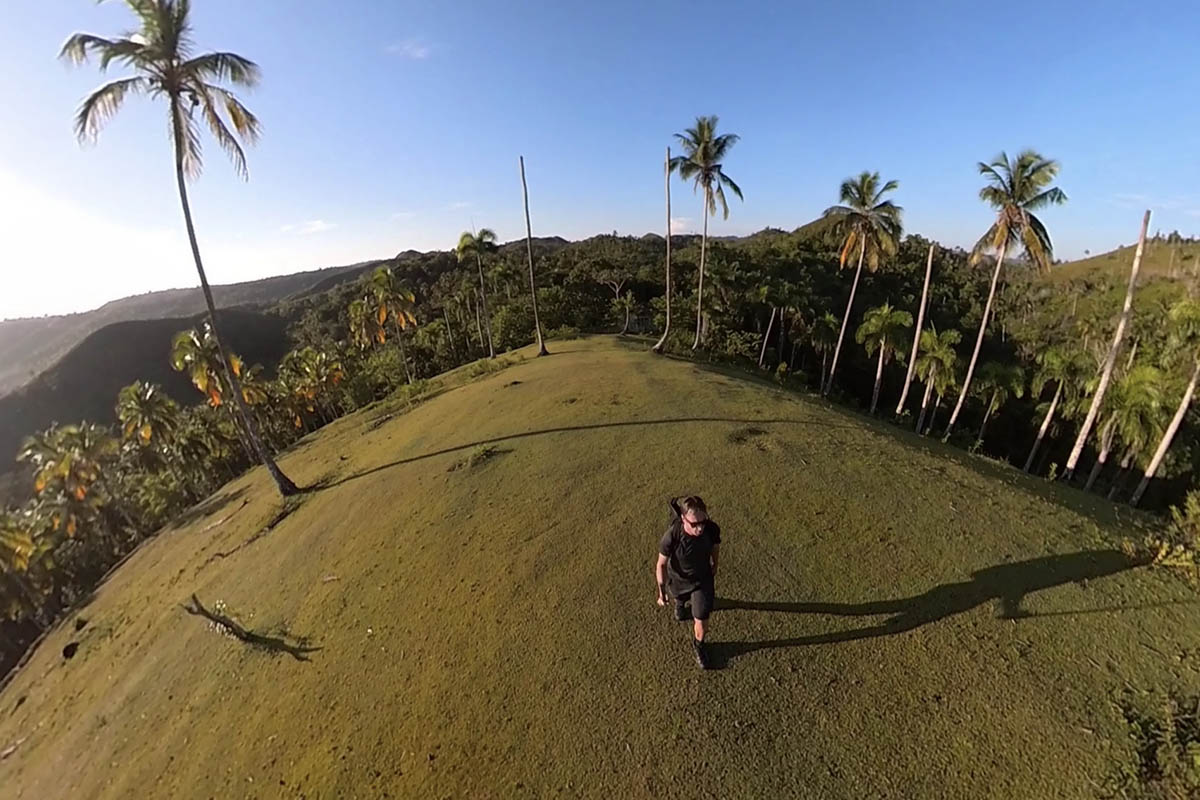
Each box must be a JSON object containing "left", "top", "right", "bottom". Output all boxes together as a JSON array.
[
  {"left": 0, "top": 309, "right": 290, "bottom": 480},
  {"left": 1048, "top": 238, "right": 1200, "bottom": 284},
  {"left": 0, "top": 261, "right": 377, "bottom": 396}
]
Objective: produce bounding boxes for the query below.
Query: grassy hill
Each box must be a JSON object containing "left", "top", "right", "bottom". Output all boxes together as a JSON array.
[
  {"left": 0, "top": 309, "right": 290, "bottom": 481},
  {"left": 1049, "top": 238, "right": 1200, "bottom": 284},
  {"left": 0, "top": 338, "right": 1193, "bottom": 799},
  {"left": 0, "top": 261, "right": 378, "bottom": 396}
]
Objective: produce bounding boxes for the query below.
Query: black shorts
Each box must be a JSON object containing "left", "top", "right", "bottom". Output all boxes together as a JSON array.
[{"left": 673, "top": 585, "right": 715, "bottom": 621}]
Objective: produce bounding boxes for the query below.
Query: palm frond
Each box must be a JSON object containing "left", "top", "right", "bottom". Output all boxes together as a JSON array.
[
  {"left": 1023, "top": 186, "right": 1068, "bottom": 211},
  {"left": 170, "top": 98, "right": 204, "bottom": 178},
  {"left": 1020, "top": 213, "right": 1054, "bottom": 271},
  {"left": 718, "top": 170, "right": 743, "bottom": 202},
  {"left": 195, "top": 85, "right": 249, "bottom": 179},
  {"left": 73, "top": 77, "right": 147, "bottom": 142},
  {"left": 182, "top": 51, "right": 261, "bottom": 87}
]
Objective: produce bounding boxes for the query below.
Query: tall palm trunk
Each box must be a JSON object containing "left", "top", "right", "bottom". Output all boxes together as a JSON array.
[
  {"left": 391, "top": 317, "right": 413, "bottom": 384},
  {"left": 925, "top": 392, "right": 943, "bottom": 435},
  {"left": 778, "top": 307, "right": 787, "bottom": 366},
  {"left": 519, "top": 156, "right": 549, "bottom": 356},
  {"left": 1132, "top": 358, "right": 1200, "bottom": 505},
  {"left": 472, "top": 291, "right": 484, "bottom": 351},
  {"left": 870, "top": 344, "right": 886, "bottom": 414},
  {"left": 790, "top": 341, "right": 800, "bottom": 371},
  {"left": 977, "top": 393, "right": 998, "bottom": 444},
  {"left": 653, "top": 146, "right": 673, "bottom": 354},
  {"left": 442, "top": 306, "right": 459, "bottom": 360},
  {"left": 475, "top": 253, "right": 495, "bottom": 359},
  {"left": 170, "top": 105, "right": 297, "bottom": 497},
  {"left": 692, "top": 191, "right": 710, "bottom": 351},
  {"left": 758, "top": 306, "right": 777, "bottom": 368},
  {"left": 1066, "top": 211, "right": 1151, "bottom": 479},
  {"left": 916, "top": 366, "right": 937, "bottom": 433},
  {"left": 1084, "top": 418, "right": 1117, "bottom": 491},
  {"left": 621, "top": 300, "right": 631, "bottom": 335},
  {"left": 1024, "top": 380, "right": 1063, "bottom": 472},
  {"left": 896, "top": 244, "right": 934, "bottom": 415},
  {"left": 820, "top": 350, "right": 828, "bottom": 392},
  {"left": 1108, "top": 448, "right": 1136, "bottom": 500},
  {"left": 824, "top": 237, "right": 866, "bottom": 395},
  {"left": 945, "top": 239, "right": 1008, "bottom": 437}
]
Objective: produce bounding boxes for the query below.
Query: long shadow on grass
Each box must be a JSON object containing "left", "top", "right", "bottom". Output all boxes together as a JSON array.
[
  {"left": 323, "top": 416, "right": 851, "bottom": 489},
  {"left": 707, "top": 549, "right": 1140, "bottom": 669}
]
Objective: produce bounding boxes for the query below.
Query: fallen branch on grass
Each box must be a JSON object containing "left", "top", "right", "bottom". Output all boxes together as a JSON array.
[{"left": 182, "top": 594, "right": 321, "bottom": 662}]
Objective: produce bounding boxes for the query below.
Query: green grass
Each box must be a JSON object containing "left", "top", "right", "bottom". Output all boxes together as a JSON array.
[
  {"left": 0, "top": 337, "right": 1197, "bottom": 798},
  {"left": 1050, "top": 239, "right": 1200, "bottom": 284}
]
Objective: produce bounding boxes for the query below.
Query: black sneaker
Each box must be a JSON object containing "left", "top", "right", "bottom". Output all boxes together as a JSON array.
[
  {"left": 692, "top": 637, "right": 709, "bottom": 670},
  {"left": 674, "top": 601, "right": 690, "bottom": 622}
]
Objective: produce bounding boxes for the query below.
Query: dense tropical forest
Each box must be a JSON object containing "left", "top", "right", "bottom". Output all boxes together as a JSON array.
[{"left": 3, "top": 0, "right": 1199, "bottom": 721}]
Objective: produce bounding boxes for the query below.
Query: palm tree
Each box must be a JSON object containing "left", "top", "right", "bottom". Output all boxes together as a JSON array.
[
  {"left": 367, "top": 266, "right": 418, "bottom": 383},
  {"left": 456, "top": 229, "right": 498, "bottom": 358},
  {"left": 821, "top": 172, "right": 903, "bottom": 395},
  {"left": 18, "top": 423, "right": 118, "bottom": 537},
  {"left": 669, "top": 116, "right": 743, "bottom": 350},
  {"left": 116, "top": 381, "right": 179, "bottom": 448},
  {"left": 810, "top": 312, "right": 840, "bottom": 391},
  {"left": 1085, "top": 365, "right": 1165, "bottom": 493},
  {"left": 61, "top": 0, "right": 298, "bottom": 495},
  {"left": 653, "top": 146, "right": 674, "bottom": 354},
  {"left": 971, "top": 362, "right": 1025, "bottom": 446},
  {"left": 1065, "top": 211, "right": 1151, "bottom": 480},
  {"left": 914, "top": 326, "right": 961, "bottom": 434},
  {"left": 895, "top": 244, "right": 935, "bottom": 415},
  {"left": 855, "top": 303, "right": 913, "bottom": 414},
  {"left": 944, "top": 151, "right": 1066, "bottom": 437},
  {"left": 171, "top": 325, "right": 241, "bottom": 408},
  {"left": 616, "top": 291, "right": 636, "bottom": 335},
  {"left": 348, "top": 297, "right": 386, "bottom": 352},
  {"left": 519, "top": 157, "right": 550, "bottom": 356},
  {"left": 1132, "top": 298, "right": 1200, "bottom": 505},
  {"left": 1023, "top": 347, "right": 1088, "bottom": 472}
]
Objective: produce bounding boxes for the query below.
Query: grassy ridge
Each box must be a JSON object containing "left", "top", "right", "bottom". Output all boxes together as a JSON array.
[{"left": 0, "top": 338, "right": 1194, "bottom": 798}]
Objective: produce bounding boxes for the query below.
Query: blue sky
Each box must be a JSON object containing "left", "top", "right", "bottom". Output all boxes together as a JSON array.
[{"left": 2, "top": 0, "right": 1199, "bottom": 319}]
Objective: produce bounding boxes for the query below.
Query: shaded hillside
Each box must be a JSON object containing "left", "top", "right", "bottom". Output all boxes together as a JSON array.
[
  {"left": 0, "top": 309, "right": 289, "bottom": 475},
  {"left": 0, "top": 261, "right": 373, "bottom": 395}
]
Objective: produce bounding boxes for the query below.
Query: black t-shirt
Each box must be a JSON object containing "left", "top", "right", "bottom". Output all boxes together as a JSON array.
[{"left": 659, "top": 520, "right": 721, "bottom": 593}]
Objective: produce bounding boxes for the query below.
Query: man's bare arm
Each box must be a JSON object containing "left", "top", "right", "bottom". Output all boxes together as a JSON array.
[
  {"left": 655, "top": 554, "right": 669, "bottom": 604},
  {"left": 710, "top": 544, "right": 720, "bottom": 578}
]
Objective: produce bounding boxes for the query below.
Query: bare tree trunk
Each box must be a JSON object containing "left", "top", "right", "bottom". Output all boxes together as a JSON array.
[
  {"left": 170, "top": 103, "right": 297, "bottom": 497},
  {"left": 442, "top": 306, "right": 459, "bottom": 360},
  {"left": 759, "top": 306, "right": 777, "bottom": 368},
  {"left": 925, "top": 392, "right": 942, "bottom": 435},
  {"left": 778, "top": 307, "right": 787, "bottom": 367},
  {"left": 475, "top": 253, "right": 495, "bottom": 359},
  {"left": 825, "top": 237, "right": 866, "bottom": 395},
  {"left": 1108, "top": 448, "right": 1136, "bottom": 500},
  {"left": 391, "top": 318, "right": 413, "bottom": 385},
  {"left": 653, "top": 146, "right": 672, "bottom": 354},
  {"left": 1133, "top": 358, "right": 1200, "bottom": 505},
  {"left": 820, "top": 350, "right": 828, "bottom": 392},
  {"left": 692, "top": 193, "right": 710, "bottom": 351},
  {"left": 519, "top": 156, "right": 549, "bottom": 356},
  {"left": 1084, "top": 418, "right": 1117, "bottom": 491},
  {"left": 621, "top": 298, "right": 631, "bottom": 335},
  {"left": 1066, "top": 211, "right": 1151, "bottom": 479},
  {"left": 1024, "top": 380, "right": 1062, "bottom": 472},
  {"left": 790, "top": 341, "right": 799, "bottom": 371},
  {"left": 977, "top": 393, "right": 998, "bottom": 445},
  {"left": 917, "top": 366, "right": 937, "bottom": 433},
  {"left": 870, "top": 344, "right": 885, "bottom": 414},
  {"left": 896, "top": 244, "right": 934, "bottom": 415},
  {"left": 472, "top": 291, "right": 484, "bottom": 352},
  {"left": 945, "top": 239, "right": 1008, "bottom": 437}
]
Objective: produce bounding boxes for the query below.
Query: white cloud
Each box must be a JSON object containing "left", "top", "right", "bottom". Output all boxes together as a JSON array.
[
  {"left": 447, "top": 201, "right": 471, "bottom": 210},
  {"left": 282, "top": 219, "right": 335, "bottom": 235},
  {"left": 386, "top": 39, "right": 431, "bottom": 59},
  {"left": 670, "top": 216, "right": 694, "bottom": 234}
]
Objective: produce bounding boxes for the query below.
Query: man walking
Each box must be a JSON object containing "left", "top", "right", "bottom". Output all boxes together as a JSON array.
[{"left": 655, "top": 496, "right": 721, "bottom": 669}]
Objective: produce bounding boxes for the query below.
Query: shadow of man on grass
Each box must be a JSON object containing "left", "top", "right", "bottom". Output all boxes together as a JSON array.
[{"left": 707, "top": 549, "right": 1137, "bottom": 669}]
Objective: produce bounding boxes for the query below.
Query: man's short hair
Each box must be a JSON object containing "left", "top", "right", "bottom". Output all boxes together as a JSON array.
[{"left": 679, "top": 495, "right": 707, "bottom": 518}]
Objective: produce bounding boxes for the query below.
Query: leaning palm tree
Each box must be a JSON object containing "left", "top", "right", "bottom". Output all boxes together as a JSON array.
[
  {"left": 1023, "top": 346, "right": 1088, "bottom": 472},
  {"left": 669, "top": 116, "right": 743, "bottom": 350},
  {"left": 652, "top": 146, "right": 674, "bottom": 353},
  {"left": 60, "top": 0, "right": 298, "bottom": 495},
  {"left": 971, "top": 362, "right": 1025, "bottom": 446},
  {"left": 519, "top": 156, "right": 549, "bottom": 356},
  {"left": 810, "top": 312, "right": 840, "bottom": 391},
  {"left": 943, "top": 151, "right": 1066, "bottom": 438},
  {"left": 1132, "top": 298, "right": 1200, "bottom": 505},
  {"left": 1064, "top": 211, "right": 1150, "bottom": 480},
  {"left": 855, "top": 303, "right": 913, "bottom": 414},
  {"left": 367, "top": 266, "right": 418, "bottom": 383},
  {"left": 895, "top": 243, "right": 935, "bottom": 415},
  {"left": 821, "top": 171, "right": 903, "bottom": 395},
  {"left": 913, "top": 326, "right": 961, "bottom": 434},
  {"left": 1085, "top": 364, "right": 1165, "bottom": 493},
  {"left": 456, "top": 229, "right": 499, "bottom": 358}
]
